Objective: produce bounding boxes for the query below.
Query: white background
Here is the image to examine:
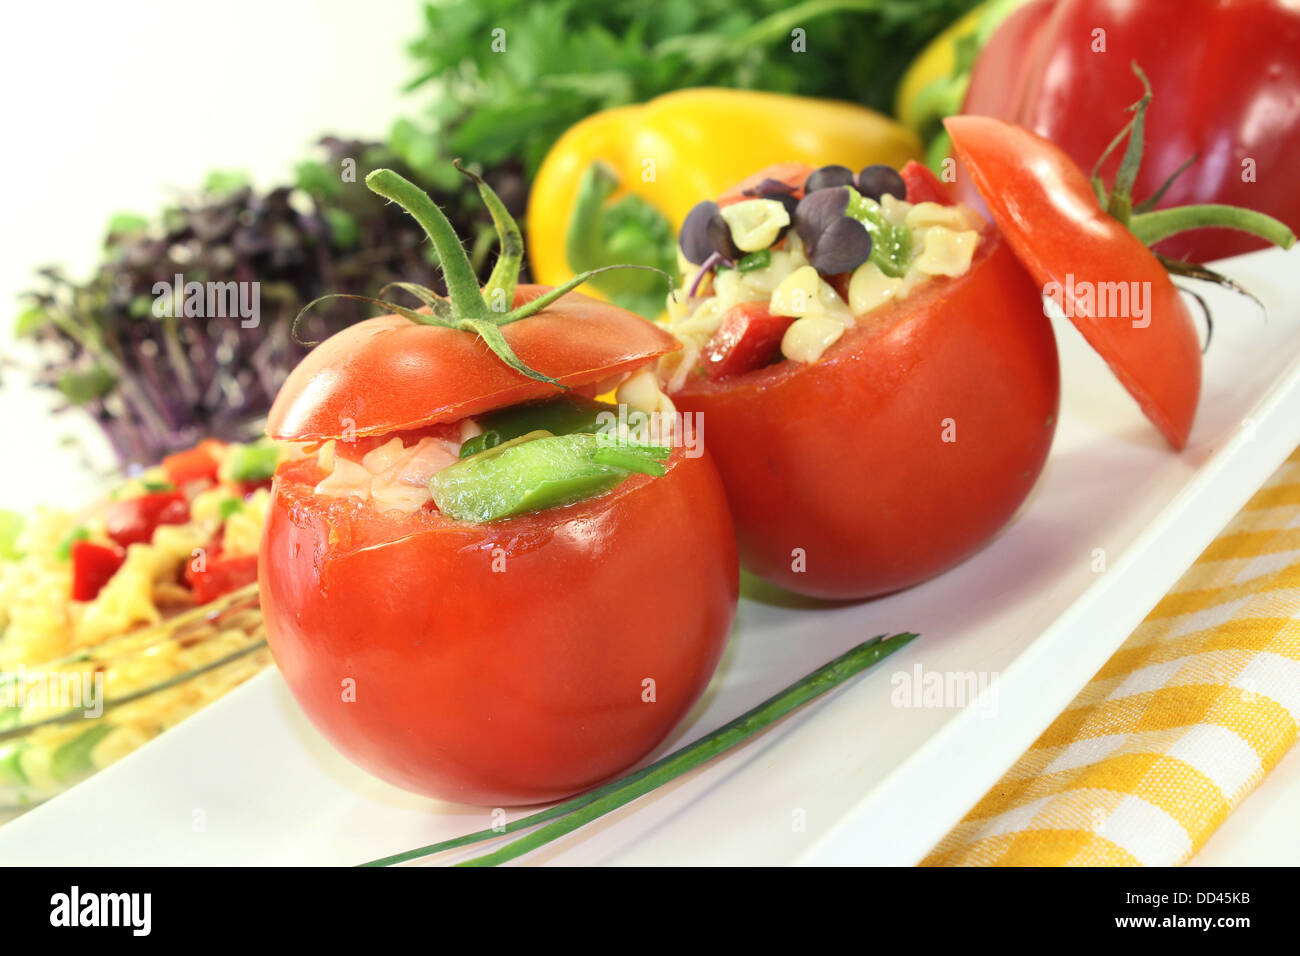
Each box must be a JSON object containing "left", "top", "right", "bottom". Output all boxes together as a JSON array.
[
  {"left": 0, "top": 0, "right": 1295, "bottom": 866},
  {"left": 0, "top": 0, "right": 422, "bottom": 508}
]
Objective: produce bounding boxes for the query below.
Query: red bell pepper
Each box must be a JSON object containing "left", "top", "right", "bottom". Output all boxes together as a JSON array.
[
  {"left": 899, "top": 160, "right": 954, "bottom": 207},
  {"left": 105, "top": 491, "right": 191, "bottom": 548},
  {"left": 701, "top": 302, "right": 797, "bottom": 381},
  {"left": 161, "top": 441, "right": 222, "bottom": 486},
  {"left": 186, "top": 552, "right": 259, "bottom": 604},
  {"left": 70, "top": 540, "right": 126, "bottom": 601},
  {"left": 961, "top": 0, "right": 1300, "bottom": 262}
]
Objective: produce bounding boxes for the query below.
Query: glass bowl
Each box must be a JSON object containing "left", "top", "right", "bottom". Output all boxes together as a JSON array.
[{"left": 0, "top": 583, "right": 270, "bottom": 812}]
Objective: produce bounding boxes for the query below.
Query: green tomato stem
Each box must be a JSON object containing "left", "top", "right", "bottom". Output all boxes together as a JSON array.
[
  {"left": 1133, "top": 153, "right": 1198, "bottom": 215},
  {"left": 1105, "top": 63, "right": 1153, "bottom": 223},
  {"left": 454, "top": 159, "right": 522, "bottom": 313},
  {"left": 497, "top": 264, "right": 674, "bottom": 326},
  {"left": 357, "top": 632, "right": 917, "bottom": 867},
  {"left": 457, "top": 317, "right": 564, "bottom": 388},
  {"left": 377, "top": 281, "right": 454, "bottom": 321},
  {"left": 365, "top": 169, "right": 490, "bottom": 320},
  {"left": 1130, "top": 204, "right": 1296, "bottom": 250}
]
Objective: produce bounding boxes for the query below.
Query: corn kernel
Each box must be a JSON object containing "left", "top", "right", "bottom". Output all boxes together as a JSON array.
[
  {"left": 782, "top": 315, "right": 845, "bottom": 364},
  {"left": 914, "top": 227, "right": 979, "bottom": 277},
  {"left": 719, "top": 199, "right": 791, "bottom": 253},
  {"left": 849, "top": 262, "right": 907, "bottom": 316},
  {"left": 770, "top": 265, "right": 822, "bottom": 317}
]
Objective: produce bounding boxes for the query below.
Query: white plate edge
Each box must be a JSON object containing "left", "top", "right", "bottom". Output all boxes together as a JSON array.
[{"left": 794, "top": 344, "right": 1300, "bottom": 866}]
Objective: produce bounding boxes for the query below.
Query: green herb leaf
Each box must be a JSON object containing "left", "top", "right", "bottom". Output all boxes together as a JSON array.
[
  {"left": 14, "top": 306, "right": 47, "bottom": 338},
  {"left": 105, "top": 213, "right": 150, "bottom": 240},
  {"left": 295, "top": 159, "right": 342, "bottom": 201},
  {"left": 56, "top": 366, "right": 116, "bottom": 404},
  {"left": 403, "top": 0, "right": 980, "bottom": 176},
  {"left": 202, "top": 170, "right": 250, "bottom": 197},
  {"left": 323, "top": 208, "right": 360, "bottom": 250}
]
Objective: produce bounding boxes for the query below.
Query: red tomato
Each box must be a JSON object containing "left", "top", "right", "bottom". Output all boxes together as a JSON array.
[
  {"left": 161, "top": 443, "right": 221, "bottom": 486},
  {"left": 961, "top": 0, "right": 1300, "bottom": 262},
  {"left": 946, "top": 115, "right": 1200, "bottom": 450},
  {"left": 105, "top": 491, "right": 191, "bottom": 548},
  {"left": 266, "top": 286, "right": 678, "bottom": 442},
  {"left": 702, "top": 302, "right": 797, "bottom": 380},
  {"left": 260, "top": 284, "right": 736, "bottom": 805},
  {"left": 671, "top": 223, "right": 1058, "bottom": 599},
  {"left": 187, "top": 552, "right": 259, "bottom": 604},
  {"left": 70, "top": 540, "right": 125, "bottom": 601},
  {"left": 260, "top": 450, "right": 736, "bottom": 805}
]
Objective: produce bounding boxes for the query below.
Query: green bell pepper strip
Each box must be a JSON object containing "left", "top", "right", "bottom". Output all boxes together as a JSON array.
[
  {"left": 846, "top": 187, "right": 913, "bottom": 278},
  {"left": 431, "top": 432, "right": 668, "bottom": 523},
  {"left": 225, "top": 441, "right": 280, "bottom": 482}
]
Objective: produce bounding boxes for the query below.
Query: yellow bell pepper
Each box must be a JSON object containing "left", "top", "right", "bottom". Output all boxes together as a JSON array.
[
  {"left": 894, "top": 2, "right": 990, "bottom": 134},
  {"left": 527, "top": 87, "right": 921, "bottom": 317},
  {"left": 895, "top": 0, "right": 1031, "bottom": 160}
]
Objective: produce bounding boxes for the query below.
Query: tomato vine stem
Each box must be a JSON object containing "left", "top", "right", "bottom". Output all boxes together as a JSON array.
[
  {"left": 1131, "top": 205, "right": 1295, "bottom": 250},
  {"left": 291, "top": 167, "right": 673, "bottom": 385},
  {"left": 366, "top": 168, "right": 492, "bottom": 320},
  {"left": 1091, "top": 62, "right": 1295, "bottom": 252}
]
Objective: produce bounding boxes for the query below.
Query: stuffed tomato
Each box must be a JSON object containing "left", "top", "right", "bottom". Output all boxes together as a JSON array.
[
  {"left": 659, "top": 161, "right": 1058, "bottom": 599},
  {"left": 259, "top": 167, "right": 737, "bottom": 806}
]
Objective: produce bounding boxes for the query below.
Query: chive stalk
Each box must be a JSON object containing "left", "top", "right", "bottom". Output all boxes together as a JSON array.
[{"left": 359, "top": 632, "right": 917, "bottom": 867}]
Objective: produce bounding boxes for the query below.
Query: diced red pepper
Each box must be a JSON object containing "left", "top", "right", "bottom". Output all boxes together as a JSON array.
[
  {"left": 701, "top": 302, "right": 798, "bottom": 380},
  {"left": 186, "top": 553, "right": 259, "bottom": 604},
  {"left": 237, "top": 478, "right": 274, "bottom": 497},
  {"left": 161, "top": 442, "right": 222, "bottom": 486},
  {"left": 899, "top": 160, "right": 955, "bottom": 206},
  {"left": 70, "top": 540, "right": 126, "bottom": 601},
  {"left": 105, "top": 491, "right": 191, "bottom": 548}
]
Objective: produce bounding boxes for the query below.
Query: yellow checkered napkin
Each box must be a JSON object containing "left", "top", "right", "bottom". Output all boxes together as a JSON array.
[{"left": 924, "top": 447, "right": 1300, "bottom": 866}]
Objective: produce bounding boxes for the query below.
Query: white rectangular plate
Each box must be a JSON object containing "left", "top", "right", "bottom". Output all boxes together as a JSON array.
[{"left": 3, "top": 246, "right": 1299, "bottom": 866}]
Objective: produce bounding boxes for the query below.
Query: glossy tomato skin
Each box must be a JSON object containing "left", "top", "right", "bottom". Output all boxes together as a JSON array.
[
  {"left": 672, "top": 227, "right": 1058, "bottom": 599},
  {"left": 259, "top": 448, "right": 737, "bottom": 807}
]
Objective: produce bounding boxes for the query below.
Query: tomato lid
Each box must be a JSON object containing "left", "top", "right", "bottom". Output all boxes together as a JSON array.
[
  {"left": 267, "top": 285, "right": 677, "bottom": 442},
  {"left": 945, "top": 114, "right": 1201, "bottom": 449}
]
